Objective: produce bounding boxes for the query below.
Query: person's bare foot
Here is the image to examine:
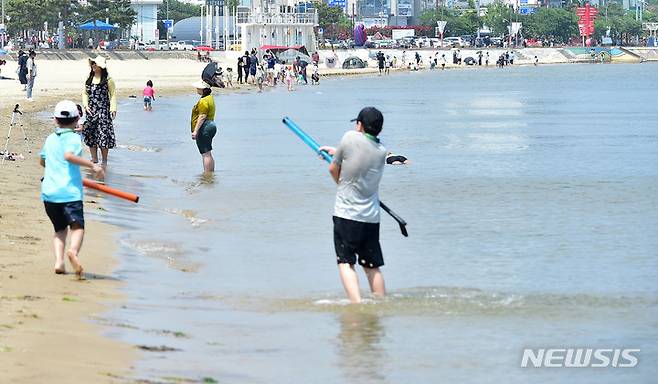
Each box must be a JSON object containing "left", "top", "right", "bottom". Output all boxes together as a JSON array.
[
  {"left": 54, "top": 266, "right": 66, "bottom": 274},
  {"left": 66, "top": 250, "right": 84, "bottom": 279}
]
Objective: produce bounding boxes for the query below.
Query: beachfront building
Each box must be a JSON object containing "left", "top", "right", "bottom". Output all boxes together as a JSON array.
[
  {"left": 131, "top": 0, "right": 163, "bottom": 43},
  {"left": 357, "top": 0, "right": 392, "bottom": 26},
  {"left": 236, "top": 0, "right": 318, "bottom": 52}
]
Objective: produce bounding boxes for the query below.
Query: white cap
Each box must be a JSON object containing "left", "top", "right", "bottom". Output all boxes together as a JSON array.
[
  {"left": 53, "top": 100, "right": 80, "bottom": 119},
  {"left": 192, "top": 80, "right": 210, "bottom": 89},
  {"left": 90, "top": 55, "right": 107, "bottom": 69}
]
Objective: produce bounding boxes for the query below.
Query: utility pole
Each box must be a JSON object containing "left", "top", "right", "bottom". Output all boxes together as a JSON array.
[
  {"left": 166, "top": 0, "right": 169, "bottom": 44},
  {"left": 1, "top": 0, "right": 5, "bottom": 49}
]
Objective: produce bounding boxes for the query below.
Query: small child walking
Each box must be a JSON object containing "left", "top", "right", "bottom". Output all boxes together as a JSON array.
[
  {"left": 40, "top": 100, "right": 104, "bottom": 278},
  {"left": 285, "top": 66, "right": 294, "bottom": 91},
  {"left": 224, "top": 67, "right": 234, "bottom": 88},
  {"left": 143, "top": 80, "right": 155, "bottom": 111},
  {"left": 311, "top": 62, "right": 320, "bottom": 85}
]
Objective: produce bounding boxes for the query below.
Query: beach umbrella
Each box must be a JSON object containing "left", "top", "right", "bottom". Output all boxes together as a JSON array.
[{"left": 78, "top": 20, "right": 118, "bottom": 31}]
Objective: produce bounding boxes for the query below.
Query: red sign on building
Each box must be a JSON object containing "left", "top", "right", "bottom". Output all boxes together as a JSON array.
[{"left": 576, "top": 2, "right": 598, "bottom": 38}]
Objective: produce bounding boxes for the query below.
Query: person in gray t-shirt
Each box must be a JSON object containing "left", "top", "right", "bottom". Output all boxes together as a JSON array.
[{"left": 319, "top": 107, "right": 387, "bottom": 303}]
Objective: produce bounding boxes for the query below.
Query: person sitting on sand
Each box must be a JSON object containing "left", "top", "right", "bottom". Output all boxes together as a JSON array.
[
  {"left": 40, "top": 100, "right": 104, "bottom": 277},
  {"left": 386, "top": 152, "right": 410, "bottom": 165}
]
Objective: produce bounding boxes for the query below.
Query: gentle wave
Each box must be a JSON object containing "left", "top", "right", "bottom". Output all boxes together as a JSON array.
[
  {"left": 117, "top": 144, "right": 162, "bottom": 153},
  {"left": 189, "top": 286, "right": 657, "bottom": 316},
  {"left": 120, "top": 239, "right": 200, "bottom": 272}
]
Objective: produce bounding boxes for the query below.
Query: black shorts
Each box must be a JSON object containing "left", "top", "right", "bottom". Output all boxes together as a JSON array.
[
  {"left": 44, "top": 201, "right": 84, "bottom": 232},
  {"left": 333, "top": 216, "right": 384, "bottom": 268},
  {"left": 196, "top": 120, "right": 217, "bottom": 154}
]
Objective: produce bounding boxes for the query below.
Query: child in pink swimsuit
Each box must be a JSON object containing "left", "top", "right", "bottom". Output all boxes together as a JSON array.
[{"left": 143, "top": 80, "right": 155, "bottom": 111}]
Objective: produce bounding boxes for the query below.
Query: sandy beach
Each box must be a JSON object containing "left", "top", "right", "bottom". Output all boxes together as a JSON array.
[
  {"left": 0, "top": 49, "right": 653, "bottom": 382},
  {"left": 0, "top": 58, "right": 210, "bottom": 382}
]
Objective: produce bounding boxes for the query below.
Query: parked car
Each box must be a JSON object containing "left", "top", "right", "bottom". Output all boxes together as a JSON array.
[
  {"left": 374, "top": 39, "right": 395, "bottom": 49},
  {"left": 176, "top": 40, "right": 194, "bottom": 50},
  {"left": 397, "top": 37, "right": 415, "bottom": 49},
  {"left": 459, "top": 35, "right": 473, "bottom": 47},
  {"left": 443, "top": 37, "right": 464, "bottom": 48},
  {"left": 415, "top": 36, "right": 430, "bottom": 48},
  {"left": 135, "top": 41, "right": 146, "bottom": 50},
  {"left": 489, "top": 37, "right": 503, "bottom": 47},
  {"left": 157, "top": 40, "right": 170, "bottom": 50}
]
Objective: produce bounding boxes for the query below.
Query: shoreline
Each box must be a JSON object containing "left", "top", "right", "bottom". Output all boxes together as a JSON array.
[
  {"left": 0, "top": 52, "right": 654, "bottom": 382},
  {"left": 0, "top": 100, "right": 137, "bottom": 382},
  {"left": 0, "top": 57, "right": 257, "bottom": 382}
]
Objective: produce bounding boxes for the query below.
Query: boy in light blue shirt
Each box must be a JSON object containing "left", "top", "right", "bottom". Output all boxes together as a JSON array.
[{"left": 40, "top": 100, "right": 104, "bottom": 277}]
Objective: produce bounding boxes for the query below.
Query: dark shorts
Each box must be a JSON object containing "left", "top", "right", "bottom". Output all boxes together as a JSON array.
[
  {"left": 333, "top": 216, "right": 384, "bottom": 268},
  {"left": 196, "top": 120, "right": 217, "bottom": 154},
  {"left": 144, "top": 96, "right": 152, "bottom": 105},
  {"left": 44, "top": 201, "right": 85, "bottom": 232}
]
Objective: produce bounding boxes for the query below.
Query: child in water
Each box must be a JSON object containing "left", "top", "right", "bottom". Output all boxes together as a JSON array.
[
  {"left": 285, "top": 66, "right": 294, "bottom": 91},
  {"left": 143, "top": 80, "right": 155, "bottom": 111}
]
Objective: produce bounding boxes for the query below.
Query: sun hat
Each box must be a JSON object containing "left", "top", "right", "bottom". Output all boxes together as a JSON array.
[
  {"left": 350, "top": 107, "right": 384, "bottom": 133},
  {"left": 192, "top": 80, "right": 210, "bottom": 89},
  {"left": 89, "top": 55, "right": 107, "bottom": 69},
  {"left": 53, "top": 100, "right": 80, "bottom": 119}
]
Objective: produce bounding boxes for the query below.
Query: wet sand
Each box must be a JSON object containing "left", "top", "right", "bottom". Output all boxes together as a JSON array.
[
  {"left": 0, "top": 56, "right": 267, "bottom": 382},
  {"left": 0, "top": 103, "right": 136, "bottom": 381}
]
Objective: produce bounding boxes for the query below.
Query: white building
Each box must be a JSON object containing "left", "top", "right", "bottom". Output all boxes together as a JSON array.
[
  {"left": 236, "top": 0, "right": 318, "bottom": 52},
  {"left": 131, "top": 0, "right": 163, "bottom": 43}
]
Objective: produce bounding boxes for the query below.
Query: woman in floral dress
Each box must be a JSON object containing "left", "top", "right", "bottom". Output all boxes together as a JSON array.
[{"left": 82, "top": 56, "right": 117, "bottom": 166}]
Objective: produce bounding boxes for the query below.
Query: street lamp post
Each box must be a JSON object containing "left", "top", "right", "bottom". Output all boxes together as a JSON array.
[{"left": 166, "top": 0, "right": 169, "bottom": 44}]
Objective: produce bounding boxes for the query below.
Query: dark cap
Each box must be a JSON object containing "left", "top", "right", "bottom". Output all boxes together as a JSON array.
[{"left": 350, "top": 107, "right": 384, "bottom": 135}]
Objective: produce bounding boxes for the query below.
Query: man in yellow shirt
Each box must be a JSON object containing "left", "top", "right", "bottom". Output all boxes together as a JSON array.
[{"left": 191, "top": 81, "right": 217, "bottom": 173}]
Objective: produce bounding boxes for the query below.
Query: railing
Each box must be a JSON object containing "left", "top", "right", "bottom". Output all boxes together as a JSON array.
[{"left": 236, "top": 11, "right": 318, "bottom": 25}]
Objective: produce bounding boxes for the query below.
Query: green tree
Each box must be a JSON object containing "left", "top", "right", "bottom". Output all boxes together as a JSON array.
[
  {"left": 593, "top": 2, "right": 645, "bottom": 44},
  {"left": 523, "top": 8, "right": 578, "bottom": 43},
  {"left": 5, "top": 0, "right": 71, "bottom": 34},
  {"left": 419, "top": 6, "right": 480, "bottom": 37},
  {"left": 483, "top": 1, "right": 513, "bottom": 36},
  {"left": 158, "top": 0, "right": 202, "bottom": 23},
  {"left": 75, "top": 0, "right": 136, "bottom": 30},
  {"left": 313, "top": 1, "right": 351, "bottom": 39}
]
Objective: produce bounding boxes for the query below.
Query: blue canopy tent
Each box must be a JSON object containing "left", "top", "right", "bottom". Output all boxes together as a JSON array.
[{"left": 78, "top": 20, "right": 118, "bottom": 31}]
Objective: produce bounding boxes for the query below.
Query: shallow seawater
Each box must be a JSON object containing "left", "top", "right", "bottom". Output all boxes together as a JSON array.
[{"left": 89, "top": 63, "right": 658, "bottom": 383}]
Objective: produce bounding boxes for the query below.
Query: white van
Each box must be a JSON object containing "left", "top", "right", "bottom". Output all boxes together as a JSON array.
[{"left": 176, "top": 40, "right": 194, "bottom": 50}]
